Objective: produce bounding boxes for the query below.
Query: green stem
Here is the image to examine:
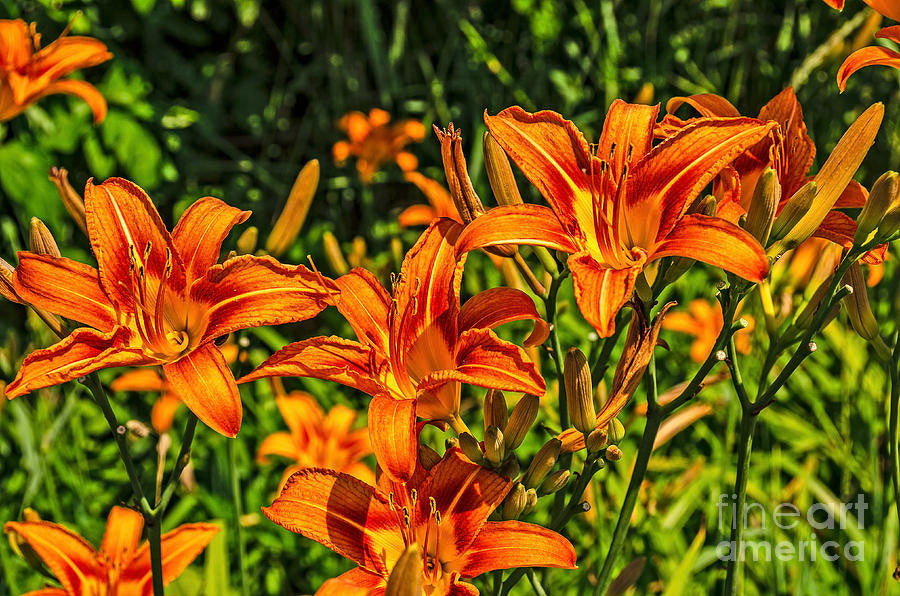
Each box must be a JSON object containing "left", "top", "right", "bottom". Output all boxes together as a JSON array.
[
  {"left": 148, "top": 515, "right": 165, "bottom": 596},
  {"left": 723, "top": 412, "right": 757, "bottom": 596},
  {"left": 157, "top": 414, "right": 199, "bottom": 512},
  {"left": 526, "top": 567, "right": 548, "bottom": 596},
  {"left": 889, "top": 336, "right": 900, "bottom": 525},
  {"left": 229, "top": 439, "right": 250, "bottom": 596}
]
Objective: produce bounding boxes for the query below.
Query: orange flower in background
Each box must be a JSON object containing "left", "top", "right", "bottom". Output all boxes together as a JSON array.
[
  {"left": 823, "top": 0, "right": 900, "bottom": 91},
  {"left": 5, "top": 177, "right": 338, "bottom": 438},
  {"left": 240, "top": 219, "right": 547, "bottom": 475},
  {"left": 4, "top": 506, "right": 217, "bottom": 596},
  {"left": 257, "top": 388, "right": 373, "bottom": 488},
  {"left": 0, "top": 19, "right": 111, "bottom": 123},
  {"left": 398, "top": 171, "right": 461, "bottom": 227},
  {"left": 455, "top": 102, "right": 774, "bottom": 337},
  {"left": 662, "top": 299, "right": 755, "bottom": 363},
  {"left": 263, "top": 449, "right": 576, "bottom": 595},
  {"left": 333, "top": 108, "right": 426, "bottom": 183}
]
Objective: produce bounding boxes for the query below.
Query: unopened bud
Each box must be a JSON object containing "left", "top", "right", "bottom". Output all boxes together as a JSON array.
[
  {"left": 877, "top": 174, "right": 900, "bottom": 238},
  {"left": 585, "top": 427, "right": 609, "bottom": 452},
  {"left": 484, "top": 388, "right": 508, "bottom": 432},
  {"left": 384, "top": 544, "right": 422, "bottom": 596},
  {"left": 842, "top": 262, "right": 880, "bottom": 340},
  {"left": 502, "top": 483, "right": 527, "bottom": 520},
  {"left": 769, "top": 181, "right": 816, "bottom": 248},
  {"left": 744, "top": 168, "right": 781, "bottom": 246},
  {"left": 48, "top": 167, "right": 87, "bottom": 234},
  {"left": 458, "top": 432, "right": 484, "bottom": 465},
  {"left": 29, "top": 218, "right": 60, "bottom": 258},
  {"left": 505, "top": 394, "right": 539, "bottom": 450},
  {"left": 435, "top": 124, "right": 485, "bottom": 224},
  {"left": 497, "top": 455, "right": 520, "bottom": 479},
  {"left": 793, "top": 278, "right": 833, "bottom": 331},
  {"left": 522, "top": 488, "right": 539, "bottom": 515},
  {"left": 540, "top": 469, "right": 570, "bottom": 495},
  {"left": 484, "top": 426, "right": 505, "bottom": 466},
  {"left": 607, "top": 418, "right": 625, "bottom": 444},
  {"left": 565, "top": 347, "right": 595, "bottom": 434},
  {"left": 522, "top": 438, "right": 561, "bottom": 489},
  {"left": 348, "top": 236, "right": 367, "bottom": 268},
  {"left": 322, "top": 231, "right": 349, "bottom": 275},
  {"left": 419, "top": 445, "right": 441, "bottom": 470},
  {"left": 663, "top": 256, "right": 695, "bottom": 285},
  {"left": 483, "top": 131, "right": 523, "bottom": 206},
  {"left": 858, "top": 171, "right": 899, "bottom": 244},
  {"left": 690, "top": 194, "right": 718, "bottom": 217},
  {"left": 266, "top": 159, "right": 319, "bottom": 257},
  {"left": 605, "top": 444, "right": 623, "bottom": 461},
  {"left": 236, "top": 226, "right": 258, "bottom": 255}
]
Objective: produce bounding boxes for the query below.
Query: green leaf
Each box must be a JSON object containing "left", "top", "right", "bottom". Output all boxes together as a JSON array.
[
  {"left": 0, "top": 141, "right": 63, "bottom": 230},
  {"left": 661, "top": 523, "right": 706, "bottom": 596},
  {"left": 100, "top": 111, "right": 163, "bottom": 188}
]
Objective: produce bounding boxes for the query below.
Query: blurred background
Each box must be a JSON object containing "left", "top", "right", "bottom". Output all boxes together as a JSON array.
[{"left": 1, "top": 0, "right": 899, "bottom": 594}]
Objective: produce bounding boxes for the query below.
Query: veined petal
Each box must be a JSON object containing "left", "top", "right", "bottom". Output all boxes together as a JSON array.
[
  {"left": 665, "top": 94, "right": 740, "bottom": 118},
  {"left": 192, "top": 254, "right": 338, "bottom": 343},
  {"left": 13, "top": 252, "right": 117, "bottom": 331},
  {"left": 484, "top": 107, "right": 592, "bottom": 233},
  {"left": 3, "top": 520, "right": 102, "bottom": 594},
  {"left": 5, "top": 327, "right": 155, "bottom": 399},
  {"left": 120, "top": 523, "right": 220, "bottom": 596},
  {"left": 20, "top": 589, "right": 68, "bottom": 596},
  {"left": 171, "top": 197, "right": 251, "bottom": 284},
  {"left": 758, "top": 87, "right": 815, "bottom": 196},
  {"left": 368, "top": 396, "right": 417, "bottom": 483},
  {"left": 458, "top": 287, "right": 549, "bottom": 347},
  {"left": 163, "top": 344, "right": 241, "bottom": 438},
  {"left": 867, "top": 2, "right": 900, "bottom": 20},
  {"left": 110, "top": 367, "right": 165, "bottom": 392},
  {"left": 652, "top": 214, "right": 769, "bottom": 283},
  {"left": 568, "top": 252, "right": 644, "bottom": 338},
  {"left": 84, "top": 177, "right": 186, "bottom": 308},
  {"left": 30, "top": 36, "right": 112, "bottom": 86},
  {"left": 416, "top": 449, "right": 511, "bottom": 559},
  {"left": 262, "top": 469, "right": 405, "bottom": 576},
  {"left": 837, "top": 37, "right": 900, "bottom": 92},
  {"left": 454, "top": 204, "right": 578, "bottom": 256},
  {"left": 398, "top": 204, "right": 439, "bottom": 228},
  {"left": 335, "top": 268, "right": 392, "bottom": 355},
  {"left": 30, "top": 79, "right": 107, "bottom": 123},
  {"left": 238, "top": 336, "right": 390, "bottom": 398},
  {"left": 598, "top": 100, "right": 659, "bottom": 174},
  {"left": 833, "top": 180, "right": 868, "bottom": 209},
  {"left": 318, "top": 567, "right": 385, "bottom": 596},
  {"left": 451, "top": 520, "right": 576, "bottom": 577},
  {"left": 100, "top": 507, "right": 144, "bottom": 574}
]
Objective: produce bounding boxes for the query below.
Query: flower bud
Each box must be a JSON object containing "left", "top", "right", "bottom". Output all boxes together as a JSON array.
[
  {"left": 502, "top": 483, "right": 527, "bottom": 520},
  {"left": 522, "top": 438, "right": 561, "bottom": 489},
  {"left": 877, "top": 174, "right": 900, "bottom": 239},
  {"left": 266, "top": 159, "right": 319, "bottom": 257},
  {"left": 505, "top": 394, "right": 539, "bottom": 450},
  {"left": 605, "top": 445, "right": 623, "bottom": 462},
  {"left": 385, "top": 544, "right": 422, "bottom": 596},
  {"left": 484, "top": 426, "right": 505, "bottom": 467},
  {"left": 235, "top": 226, "right": 258, "bottom": 255},
  {"left": 769, "top": 181, "right": 816, "bottom": 247},
  {"left": 48, "top": 167, "right": 87, "bottom": 234},
  {"left": 457, "top": 432, "right": 484, "bottom": 465},
  {"left": 322, "top": 231, "right": 349, "bottom": 275},
  {"left": 540, "top": 469, "right": 570, "bottom": 495},
  {"left": 435, "top": 123, "right": 485, "bottom": 224},
  {"left": 607, "top": 418, "right": 625, "bottom": 444},
  {"left": 483, "top": 131, "right": 523, "bottom": 206},
  {"left": 842, "top": 262, "right": 880, "bottom": 341},
  {"left": 29, "top": 218, "right": 60, "bottom": 258},
  {"left": 497, "top": 455, "right": 520, "bottom": 479},
  {"left": 522, "top": 488, "right": 539, "bottom": 516},
  {"left": 419, "top": 445, "right": 442, "bottom": 470},
  {"left": 859, "top": 171, "right": 899, "bottom": 244},
  {"left": 585, "top": 427, "right": 609, "bottom": 453},
  {"left": 792, "top": 278, "right": 833, "bottom": 331},
  {"left": 744, "top": 168, "right": 781, "bottom": 246},
  {"left": 565, "top": 347, "right": 595, "bottom": 434},
  {"left": 483, "top": 388, "right": 508, "bottom": 432}
]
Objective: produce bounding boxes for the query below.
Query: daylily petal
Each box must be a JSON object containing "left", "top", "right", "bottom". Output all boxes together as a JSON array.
[
  {"left": 3, "top": 520, "right": 102, "bottom": 594},
  {"left": 277, "top": 392, "right": 325, "bottom": 441},
  {"left": 758, "top": 87, "right": 815, "bottom": 197},
  {"left": 21, "top": 589, "right": 69, "bottom": 596},
  {"left": 120, "top": 523, "right": 220, "bottom": 596},
  {"left": 151, "top": 393, "right": 181, "bottom": 434},
  {"left": 171, "top": 197, "right": 251, "bottom": 284},
  {"left": 99, "top": 506, "right": 144, "bottom": 573},
  {"left": 837, "top": 33, "right": 900, "bottom": 92},
  {"left": 416, "top": 449, "right": 511, "bottom": 559},
  {"left": 598, "top": 99, "right": 659, "bottom": 174},
  {"left": 447, "top": 584, "right": 480, "bottom": 596},
  {"left": 458, "top": 287, "right": 549, "bottom": 347},
  {"left": 192, "top": 254, "right": 338, "bottom": 343},
  {"left": 652, "top": 213, "right": 769, "bottom": 283},
  {"left": 30, "top": 36, "right": 111, "bottom": 87},
  {"left": 262, "top": 469, "right": 405, "bottom": 576},
  {"left": 13, "top": 252, "right": 117, "bottom": 331},
  {"left": 30, "top": 79, "right": 107, "bottom": 123},
  {"left": 368, "top": 396, "right": 417, "bottom": 483},
  {"left": 318, "top": 567, "right": 385, "bottom": 596},
  {"left": 84, "top": 177, "right": 186, "bottom": 308},
  {"left": 163, "top": 343, "right": 241, "bottom": 438},
  {"left": 335, "top": 268, "right": 392, "bottom": 356},
  {"left": 484, "top": 106, "right": 592, "bottom": 233},
  {"left": 832, "top": 180, "right": 868, "bottom": 209},
  {"left": 238, "top": 336, "right": 390, "bottom": 398},
  {"left": 454, "top": 204, "right": 579, "bottom": 256},
  {"left": 110, "top": 367, "right": 165, "bottom": 392},
  {"left": 5, "top": 327, "right": 156, "bottom": 399},
  {"left": 257, "top": 432, "right": 298, "bottom": 463},
  {"left": 665, "top": 94, "right": 740, "bottom": 118},
  {"left": 567, "top": 252, "right": 644, "bottom": 338},
  {"left": 867, "top": 2, "right": 900, "bottom": 20},
  {"left": 403, "top": 171, "right": 460, "bottom": 221},
  {"left": 451, "top": 520, "right": 577, "bottom": 577},
  {"left": 813, "top": 211, "right": 857, "bottom": 251},
  {"left": 398, "top": 204, "right": 439, "bottom": 228}
]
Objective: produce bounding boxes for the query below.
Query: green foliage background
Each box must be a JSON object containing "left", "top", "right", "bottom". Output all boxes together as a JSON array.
[{"left": 1, "top": 0, "right": 899, "bottom": 594}]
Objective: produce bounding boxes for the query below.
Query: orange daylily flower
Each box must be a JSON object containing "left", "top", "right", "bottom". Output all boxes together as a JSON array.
[
  {"left": 263, "top": 448, "right": 576, "bottom": 595},
  {"left": 4, "top": 506, "right": 217, "bottom": 596},
  {"left": 5, "top": 177, "right": 338, "bottom": 438},
  {"left": 823, "top": 0, "right": 900, "bottom": 91},
  {"left": 240, "top": 219, "right": 547, "bottom": 422},
  {"left": 662, "top": 299, "right": 755, "bottom": 363},
  {"left": 333, "top": 108, "right": 426, "bottom": 183},
  {"left": 398, "top": 171, "right": 461, "bottom": 227},
  {"left": 454, "top": 101, "right": 775, "bottom": 336},
  {"left": 0, "top": 19, "right": 111, "bottom": 123},
  {"left": 257, "top": 389, "right": 373, "bottom": 488}
]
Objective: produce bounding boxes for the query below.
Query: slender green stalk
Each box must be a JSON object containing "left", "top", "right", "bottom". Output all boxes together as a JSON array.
[
  {"left": 889, "top": 337, "right": 900, "bottom": 525},
  {"left": 148, "top": 515, "right": 165, "bottom": 596},
  {"left": 228, "top": 439, "right": 251, "bottom": 596},
  {"left": 526, "top": 567, "right": 548, "bottom": 596},
  {"left": 157, "top": 414, "right": 199, "bottom": 511},
  {"left": 723, "top": 413, "right": 757, "bottom": 596}
]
